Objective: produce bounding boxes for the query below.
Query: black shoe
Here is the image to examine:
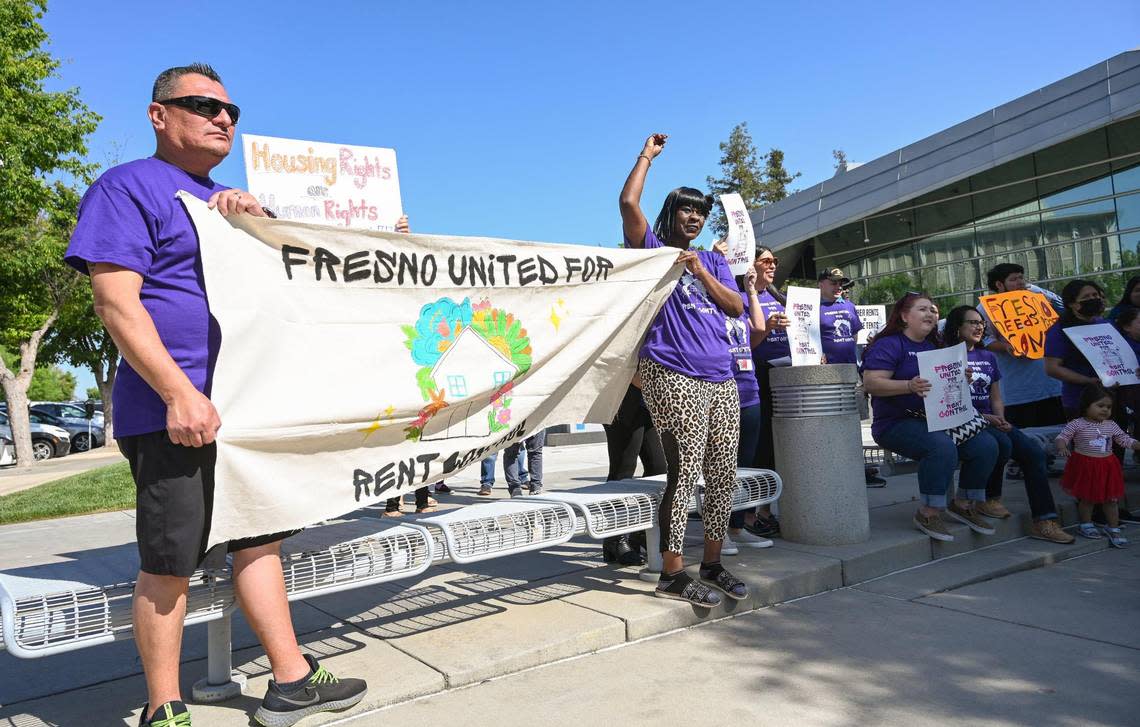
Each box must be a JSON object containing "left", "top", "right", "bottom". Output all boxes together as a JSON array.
[
  {"left": 139, "top": 701, "right": 191, "bottom": 726},
  {"left": 601, "top": 534, "right": 645, "bottom": 566},
  {"left": 1118, "top": 508, "right": 1140, "bottom": 524},
  {"left": 745, "top": 514, "right": 780, "bottom": 538},
  {"left": 698, "top": 562, "right": 749, "bottom": 601},
  {"left": 254, "top": 654, "right": 367, "bottom": 726},
  {"left": 655, "top": 570, "right": 721, "bottom": 609},
  {"left": 865, "top": 473, "right": 887, "bottom": 488}
]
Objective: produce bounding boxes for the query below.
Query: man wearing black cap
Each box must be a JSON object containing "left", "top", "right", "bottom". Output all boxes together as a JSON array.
[{"left": 816, "top": 269, "right": 886, "bottom": 486}]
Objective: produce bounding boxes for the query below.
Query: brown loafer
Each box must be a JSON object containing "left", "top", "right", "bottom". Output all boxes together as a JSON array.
[
  {"left": 1029, "top": 519, "right": 1075, "bottom": 544},
  {"left": 976, "top": 499, "right": 1012, "bottom": 519}
]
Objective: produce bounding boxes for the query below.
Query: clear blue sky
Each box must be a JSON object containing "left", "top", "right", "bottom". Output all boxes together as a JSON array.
[{"left": 41, "top": 0, "right": 1140, "bottom": 394}]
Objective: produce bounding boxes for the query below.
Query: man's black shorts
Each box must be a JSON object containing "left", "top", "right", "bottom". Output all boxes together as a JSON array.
[{"left": 118, "top": 430, "right": 294, "bottom": 577}]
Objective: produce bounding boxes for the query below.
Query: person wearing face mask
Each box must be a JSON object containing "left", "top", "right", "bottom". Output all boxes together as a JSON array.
[
  {"left": 1044, "top": 280, "right": 1110, "bottom": 419},
  {"left": 862, "top": 293, "right": 999, "bottom": 542}
]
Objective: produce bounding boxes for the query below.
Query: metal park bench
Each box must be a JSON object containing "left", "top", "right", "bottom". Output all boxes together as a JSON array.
[{"left": 0, "top": 467, "right": 781, "bottom": 701}]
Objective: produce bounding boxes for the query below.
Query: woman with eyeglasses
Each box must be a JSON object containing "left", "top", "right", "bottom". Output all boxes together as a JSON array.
[
  {"left": 861, "top": 293, "right": 999, "bottom": 542},
  {"left": 942, "top": 306, "right": 1075, "bottom": 544},
  {"left": 1044, "top": 280, "right": 1109, "bottom": 419},
  {"left": 619, "top": 133, "right": 748, "bottom": 608}
]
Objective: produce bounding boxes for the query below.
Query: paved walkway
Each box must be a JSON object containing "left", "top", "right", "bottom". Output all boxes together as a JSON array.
[
  {"left": 0, "top": 446, "right": 125, "bottom": 496},
  {"left": 0, "top": 442, "right": 1133, "bottom": 726}
]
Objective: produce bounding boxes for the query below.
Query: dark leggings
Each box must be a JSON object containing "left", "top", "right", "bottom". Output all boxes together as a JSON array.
[
  {"left": 603, "top": 384, "right": 667, "bottom": 480},
  {"left": 754, "top": 363, "right": 776, "bottom": 469},
  {"left": 729, "top": 404, "right": 762, "bottom": 528}
]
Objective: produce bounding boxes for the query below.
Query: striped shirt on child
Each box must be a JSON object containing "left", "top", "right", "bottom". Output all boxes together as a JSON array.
[{"left": 1055, "top": 418, "right": 1136, "bottom": 457}]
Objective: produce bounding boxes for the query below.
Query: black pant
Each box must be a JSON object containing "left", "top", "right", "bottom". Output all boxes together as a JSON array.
[
  {"left": 754, "top": 362, "right": 776, "bottom": 469},
  {"left": 603, "top": 385, "right": 666, "bottom": 480},
  {"left": 387, "top": 486, "right": 430, "bottom": 511},
  {"left": 1004, "top": 396, "right": 1065, "bottom": 428}
]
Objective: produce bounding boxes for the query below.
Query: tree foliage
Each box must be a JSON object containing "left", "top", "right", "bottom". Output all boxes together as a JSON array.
[
  {"left": 706, "top": 122, "right": 801, "bottom": 237},
  {"left": 0, "top": 0, "right": 100, "bottom": 466},
  {"left": 833, "top": 149, "right": 849, "bottom": 172}
]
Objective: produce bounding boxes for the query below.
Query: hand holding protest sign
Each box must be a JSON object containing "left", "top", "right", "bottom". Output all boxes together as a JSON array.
[
  {"left": 1063, "top": 323, "right": 1140, "bottom": 387},
  {"left": 786, "top": 286, "right": 823, "bottom": 366},
  {"left": 917, "top": 342, "right": 974, "bottom": 431},
  {"left": 719, "top": 192, "right": 755, "bottom": 276},
  {"left": 978, "top": 290, "right": 1058, "bottom": 358}
]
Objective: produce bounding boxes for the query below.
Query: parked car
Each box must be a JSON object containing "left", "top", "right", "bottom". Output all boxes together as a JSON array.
[
  {"left": 29, "top": 405, "right": 105, "bottom": 451},
  {"left": 0, "top": 435, "right": 13, "bottom": 466},
  {"left": 0, "top": 412, "right": 71, "bottom": 460},
  {"left": 32, "top": 401, "right": 105, "bottom": 427}
]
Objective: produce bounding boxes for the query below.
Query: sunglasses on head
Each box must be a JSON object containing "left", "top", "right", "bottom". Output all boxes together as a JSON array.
[{"left": 158, "top": 95, "right": 241, "bottom": 123}]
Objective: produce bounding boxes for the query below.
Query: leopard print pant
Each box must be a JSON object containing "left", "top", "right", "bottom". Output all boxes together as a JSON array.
[{"left": 638, "top": 358, "right": 740, "bottom": 554}]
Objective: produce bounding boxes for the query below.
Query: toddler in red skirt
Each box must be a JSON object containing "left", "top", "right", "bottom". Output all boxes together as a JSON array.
[{"left": 1055, "top": 384, "right": 1137, "bottom": 548}]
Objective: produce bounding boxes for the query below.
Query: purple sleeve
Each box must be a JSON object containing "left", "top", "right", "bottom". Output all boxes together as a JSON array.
[
  {"left": 65, "top": 182, "right": 156, "bottom": 277},
  {"left": 1043, "top": 322, "right": 1069, "bottom": 359},
  {"left": 625, "top": 227, "right": 663, "bottom": 249},
  {"left": 862, "top": 335, "right": 900, "bottom": 372}
]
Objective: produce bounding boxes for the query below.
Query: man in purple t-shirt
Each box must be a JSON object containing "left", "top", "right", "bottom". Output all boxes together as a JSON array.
[{"left": 65, "top": 63, "right": 365, "bottom": 726}]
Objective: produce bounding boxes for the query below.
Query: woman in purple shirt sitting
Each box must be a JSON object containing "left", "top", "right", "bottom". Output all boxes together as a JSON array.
[
  {"left": 862, "top": 293, "right": 998, "bottom": 542},
  {"left": 620, "top": 133, "right": 747, "bottom": 608},
  {"left": 942, "top": 305, "right": 1074, "bottom": 544}
]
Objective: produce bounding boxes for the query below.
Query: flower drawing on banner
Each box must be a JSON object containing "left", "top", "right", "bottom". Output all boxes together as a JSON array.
[{"left": 400, "top": 297, "right": 532, "bottom": 441}]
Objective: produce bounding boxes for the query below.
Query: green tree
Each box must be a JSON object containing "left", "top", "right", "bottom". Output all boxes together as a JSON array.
[
  {"left": 26, "top": 365, "right": 74, "bottom": 401},
  {"left": 759, "top": 148, "right": 800, "bottom": 205},
  {"left": 854, "top": 273, "right": 914, "bottom": 305},
  {"left": 86, "top": 386, "right": 100, "bottom": 400},
  {"left": 0, "top": 0, "right": 100, "bottom": 467},
  {"left": 833, "top": 149, "right": 849, "bottom": 172},
  {"left": 706, "top": 122, "right": 764, "bottom": 237}
]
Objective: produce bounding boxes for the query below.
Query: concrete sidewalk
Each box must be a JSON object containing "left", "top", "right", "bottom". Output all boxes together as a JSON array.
[
  {"left": 0, "top": 446, "right": 126, "bottom": 496},
  {"left": 0, "top": 441, "right": 1132, "bottom": 726}
]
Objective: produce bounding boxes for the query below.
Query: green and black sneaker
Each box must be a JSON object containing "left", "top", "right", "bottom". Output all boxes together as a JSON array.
[
  {"left": 139, "top": 700, "right": 191, "bottom": 726},
  {"left": 254, "top": 654, "right": 367, "bottom": 726}
]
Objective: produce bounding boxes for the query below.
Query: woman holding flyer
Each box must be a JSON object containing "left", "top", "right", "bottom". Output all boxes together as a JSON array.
[
  {"left": 620, "top": 133, "right": 748, "bottom": 608},
  {"left": 862, "top": 293, "right": 998, "bottom": 542},
  {"left": 942, "top": 306, "right": 1075, "bottom": 544},
  {"left": 1044, "top": 279, "right": 1109, "bottom": 418}
]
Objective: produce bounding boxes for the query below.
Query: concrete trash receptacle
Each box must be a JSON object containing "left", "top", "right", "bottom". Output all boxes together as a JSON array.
[{"left": 770, "top": 364, "right": 870, "bottom": 545}]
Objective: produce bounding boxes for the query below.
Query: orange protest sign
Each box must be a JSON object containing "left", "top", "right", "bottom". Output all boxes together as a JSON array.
[{"left": 978, "top": 290, "right": 1059, "bottom": 359}]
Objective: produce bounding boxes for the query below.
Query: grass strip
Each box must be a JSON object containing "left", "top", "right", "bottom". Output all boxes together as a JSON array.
[{"left": 0, "top": 461, "right": 134, "bottom": 525}]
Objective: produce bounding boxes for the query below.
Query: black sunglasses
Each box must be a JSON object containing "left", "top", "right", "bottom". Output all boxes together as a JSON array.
[{"left": 158, "top": 95, "right": 241, "bottom": 123}]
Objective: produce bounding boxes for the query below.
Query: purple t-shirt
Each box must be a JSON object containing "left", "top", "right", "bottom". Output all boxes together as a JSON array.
[
  {"left": 752, "top": 290, "right": 790, "bottom": 363},
  {"left": 966, "top": 347, "right": 1002, "bottom": 416},
  {"left": 636, "top": 229, "right": 735, "bottom": 382},
  {"left": 820, "top": 297, "right": 862, "bottom": 365},
  {"left": 1044, "top": 318, "right": 1105, "bottom": 409},
  {"left": 65, "top": 157, "right": 228, "bottom": 437},
  {"left": 862, "top": 332, "right": 937, "bottom": 440},
  {"left": 731, "top": 294, "right": 761, "bottom": 408}
]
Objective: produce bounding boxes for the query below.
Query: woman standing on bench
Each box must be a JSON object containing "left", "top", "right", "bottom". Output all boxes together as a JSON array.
[
  {"left": 862, "top": 292, "right": 999, "bottom": 542},
  {"left": 942, "top": 305, "right": 1074, "bottom": 544},
  {"left": 619, "top": 133, "right": 747, "bottom": 608}
]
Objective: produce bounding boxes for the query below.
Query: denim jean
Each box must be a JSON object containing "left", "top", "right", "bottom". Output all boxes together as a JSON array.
[
  {"left": 729, "top": 404, "right": 762, "bottom": 529},
  {"left": 481, "top": 451, "right": 528, "bottom": 487},
  {"left": 505, "top": 430, "right": 544, "bottom": 493},
  {"left": 985, "top": 426, "right": 1058, "bottom": 520},
  {"left": 875, "top": 418, "right": 997, "bottom": 508}
]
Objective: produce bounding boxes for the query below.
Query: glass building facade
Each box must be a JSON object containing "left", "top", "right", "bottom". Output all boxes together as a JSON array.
[{"left": 806, "top": 114, "right": 1140, "bottom": 306}]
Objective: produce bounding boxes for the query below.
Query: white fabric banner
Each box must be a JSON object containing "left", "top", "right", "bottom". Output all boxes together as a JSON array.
[
  {"left": 917, "top": 342, "right": 973, "bottom": 431},
  {"left": 785, "top": 286, "right": 823, "bottom": 366},
  {"left": 1063, "top": 323, "right": 1140, "bottom": 387},
  {"left": 719, "top": 193, "right": 755, "bottom": 276},
  {"left": 855, "top": 305, "right": 886, "bottom": 345},
  {"left": 180, "top": 193, "right": 680, "bottom": 546},
  {"left": 242, "top": 133, "right": 403, "bottom": 232}
]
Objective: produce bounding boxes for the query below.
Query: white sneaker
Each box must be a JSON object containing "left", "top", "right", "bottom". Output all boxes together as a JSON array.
[
  {"left": 733, "top": 529, "right": 774, "bottom": 548},
  {"left": 721, "top": 534, "right": 740, "bottom": 555}
]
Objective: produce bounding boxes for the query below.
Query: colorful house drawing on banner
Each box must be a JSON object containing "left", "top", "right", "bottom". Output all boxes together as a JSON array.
[{"left": 422, "top": 326, "right": 520, "bottom": 440}]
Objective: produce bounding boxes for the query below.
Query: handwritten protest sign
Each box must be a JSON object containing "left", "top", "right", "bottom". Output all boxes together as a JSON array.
[
  {"left": 917, "top": 342, "right": 973, "bottom": 431},
  {"left": 1063, "top": 323, "right": 1140, "bottom": 387},
  {"left": 719, "top": 193, "right": 755, "bottom": 276},
  {"left": 978, "top": 290, "right": 1058, "bottom": 359},
  {"left": 855, "top": 304, "right": 886, "bottom": 345},
  {"left": 242, "top": 133, "right": 403, "bottom": 232},
  {"left": 786, "top": 286, "right": 823, "bottom": 366},
  {"left": 181, "top": 193, "right": 680, "bottom": 545}
]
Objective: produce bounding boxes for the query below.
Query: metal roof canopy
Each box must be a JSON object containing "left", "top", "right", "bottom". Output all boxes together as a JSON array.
[{"left": 752, "top": 51, "right": 1140, "bottom": 257}]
